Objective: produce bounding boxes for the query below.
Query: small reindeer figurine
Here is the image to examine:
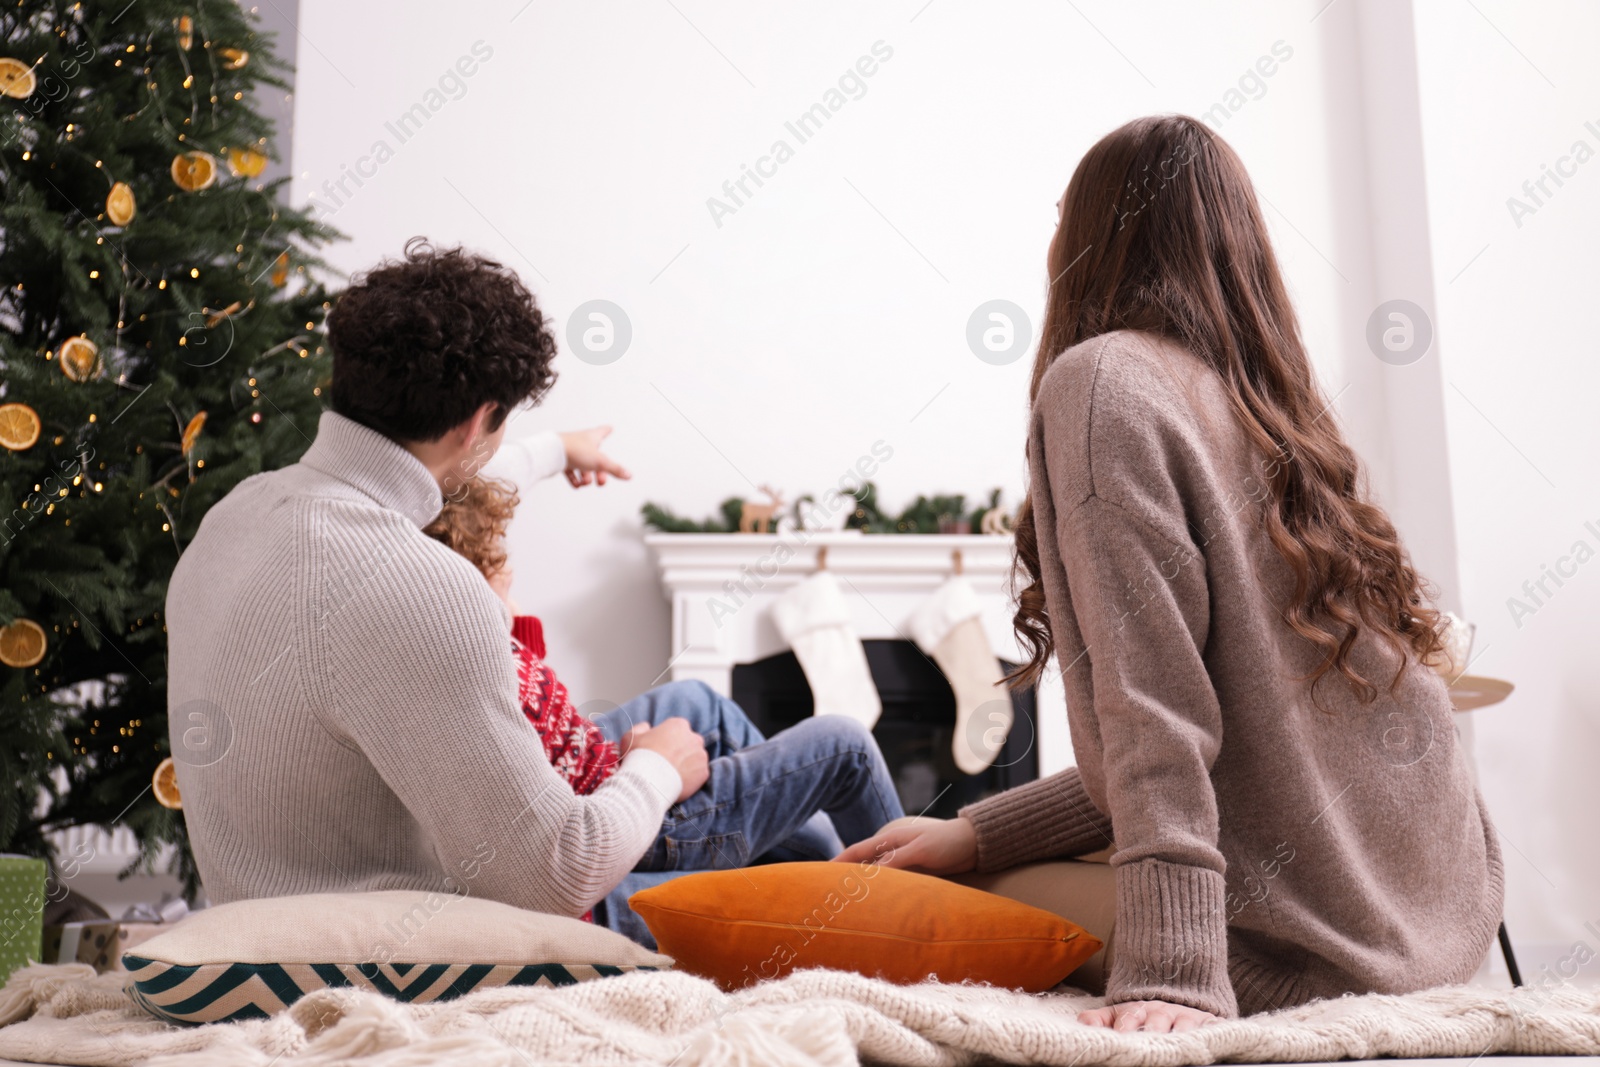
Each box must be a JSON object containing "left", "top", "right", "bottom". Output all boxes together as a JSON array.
[{"left": 739, "top": 484, "right": 785, "bottom": 533}]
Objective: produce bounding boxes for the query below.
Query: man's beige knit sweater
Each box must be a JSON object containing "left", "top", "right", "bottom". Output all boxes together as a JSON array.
[
  {"left": 961, "top": 330, "right": 1503, "bottom": 1017},
  {"left": 166, "top": 412, "right": 682, "bottom": 916}
]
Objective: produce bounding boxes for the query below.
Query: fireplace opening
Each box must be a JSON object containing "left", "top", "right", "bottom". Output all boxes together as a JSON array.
[{"left": 730, "top": 639, "right": 1038, "bottom": 820}]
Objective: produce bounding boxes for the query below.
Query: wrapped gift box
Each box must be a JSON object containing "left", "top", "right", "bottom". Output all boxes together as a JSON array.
[
  {"left": 41, "top": 920, "right": 168, "bottom": 973},
  {"left": 0, "top": 855, "right": 47, "bottom": 985}
]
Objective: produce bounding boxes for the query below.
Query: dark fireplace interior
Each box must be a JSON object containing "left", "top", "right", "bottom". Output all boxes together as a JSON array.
[{"left": 731, "top": 639, "right": 1039, "bottom": 820}]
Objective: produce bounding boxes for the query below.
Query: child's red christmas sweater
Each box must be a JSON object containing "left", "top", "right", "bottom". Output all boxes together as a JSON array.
[{"left": 511, "top": 615, "right": 619, "bottom": 796}]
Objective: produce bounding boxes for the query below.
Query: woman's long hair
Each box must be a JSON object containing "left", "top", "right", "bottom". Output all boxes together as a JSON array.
[{"left": 1010, "top": 115, "right": 1443, "bottom": 704}]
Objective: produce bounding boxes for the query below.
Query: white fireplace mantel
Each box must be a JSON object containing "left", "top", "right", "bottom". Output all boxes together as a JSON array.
[
  {"left": 645, "top": 530, "right": 1073, "bottom": 776},
  {"left": 645, "top": 531, "right": 1021, "bottom": 696}
]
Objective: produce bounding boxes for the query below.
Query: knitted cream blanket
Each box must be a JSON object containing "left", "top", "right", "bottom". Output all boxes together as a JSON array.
[{"left": 1, "top": 963, "right": 1597, "bottom": 1067}]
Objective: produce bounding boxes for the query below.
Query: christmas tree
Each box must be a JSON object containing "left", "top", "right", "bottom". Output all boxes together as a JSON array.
[{"left": 0, "top": 0, "right": 338, "bottom": 896}]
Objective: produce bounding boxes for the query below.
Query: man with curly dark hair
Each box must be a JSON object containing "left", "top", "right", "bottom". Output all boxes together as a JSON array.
[
  {"left": 326, "top": 238, "right": 561, "bottom": 444},
  {"left": 324, "top": 238, "right": 621, "bottom": 496},
  {"left": 165, "top": 239, "right": 740, "bottom": 918}
]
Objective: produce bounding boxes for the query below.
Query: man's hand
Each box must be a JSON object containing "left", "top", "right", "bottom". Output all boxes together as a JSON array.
[
  {"left": 1078, "top": 1001, "right": 1220, "bottom": 1033},
  {"left": 833, "top": 815, "right": 978, "bottom": 875},
  {"left": 559, "top": 426, "right": 631, "bottom": 488},
  {"left": 627, "top": 716, "right": 709, "bottom": 803}
]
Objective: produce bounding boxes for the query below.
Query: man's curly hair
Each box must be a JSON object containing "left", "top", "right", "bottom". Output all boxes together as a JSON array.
[
  {"left": 327, "top": 237, "right": 558, "bottom": 441},
  {"left": 424, "top": 476, "right": 519, "bottom": 578}
]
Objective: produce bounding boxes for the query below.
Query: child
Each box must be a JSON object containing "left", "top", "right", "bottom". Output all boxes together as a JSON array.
[{"left": 425, "top": 476, "right": 905, "bottom": 940}]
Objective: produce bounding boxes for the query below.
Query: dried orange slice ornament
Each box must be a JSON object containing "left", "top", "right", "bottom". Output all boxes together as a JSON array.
[
  {"left": 0, "top": 58, "right": 35, "bottom": 99},
  {"left": 59, "top": 335, "right": 100, "bottom": 382},
  {"left": 181, "top": 411, "right": 207, "bottom": 454},
  {"left": 227, "top": 147, "right": 266, "bottom": 178},
  {"left": 219, "top": 47, "right": 249, "bottom": 69},
  {"left": 0, "top": 402, "right": 41, "bottom": 451},
  {"left": 171, "top": 151, "right": 217, "bottom": 191},
  {"left": 153, "top": 756, "right": 183, "bottom": 809},
  {"left": 270, "top": 251, "right": 289, "bottom": 287},
  {"left": 106, "top": 181, "right": 137, "bottom": 225},
  {"left": 0, "top": 618, "right": 47, "bottom": 668}
]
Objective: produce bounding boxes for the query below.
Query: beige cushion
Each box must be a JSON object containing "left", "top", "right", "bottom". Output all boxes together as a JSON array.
[
  {"left": 124, "top": 891, "right": 671, "bottom": 1024},
  {"left": 951, "top": 857, "right": 1116, "bottom": 994}
]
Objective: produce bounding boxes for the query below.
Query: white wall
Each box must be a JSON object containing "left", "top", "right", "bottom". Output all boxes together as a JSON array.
[
  {"left": 1410, "top": 0, "right": 1600, "bottom": 961},
  {"left": 289, "top": 0, "right": 1374, "bottom": 697},
  {"left": 287, "top": 0, "right": 1596, "bottom": 961}
]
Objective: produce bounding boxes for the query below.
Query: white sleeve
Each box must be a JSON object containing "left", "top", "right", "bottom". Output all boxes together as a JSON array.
[
  {"left": 483, "top": 431, "right": 566, "bottom": 488},
  {"left": 618, "top": 748, "right": 684, "bottom": 801}
]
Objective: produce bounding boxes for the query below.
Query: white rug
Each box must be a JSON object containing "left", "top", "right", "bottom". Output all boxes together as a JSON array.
[{"left": 1, "top": 963, "right": 1598, "bottom": 1067}]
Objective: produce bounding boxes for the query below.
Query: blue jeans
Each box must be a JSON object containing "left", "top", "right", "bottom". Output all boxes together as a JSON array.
[{"left": 588, "top": 680, "right": 904, "bottom": 947}]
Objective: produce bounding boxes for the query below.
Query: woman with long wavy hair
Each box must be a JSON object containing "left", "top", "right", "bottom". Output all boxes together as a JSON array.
[{"left": 839, "top": 115, "right": 1503, "bottom": 1030}]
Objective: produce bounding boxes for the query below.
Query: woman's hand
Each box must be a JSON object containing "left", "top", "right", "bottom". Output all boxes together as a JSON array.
[
  {"left": 833, "top": 816, "right": 978, "bottom": 875},
  {"left": 559, "top": 426, "right": 631, "bottom": 488},
  {"left": 1078, "top": 1001, "right": 1219, "bottom": 1033}
]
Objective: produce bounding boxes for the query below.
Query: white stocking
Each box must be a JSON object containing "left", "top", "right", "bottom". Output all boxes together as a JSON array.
[
  {"left": 770, "top": 572, "right": 882, "bottom": 728},
  {"left": 908, "top": 577, "right": 1012, "bottom": 774}
]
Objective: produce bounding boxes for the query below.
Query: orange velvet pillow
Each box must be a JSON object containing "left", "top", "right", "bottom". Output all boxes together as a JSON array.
[{"left": 628, "top": 861, "right": 1101, "bottom": 991}]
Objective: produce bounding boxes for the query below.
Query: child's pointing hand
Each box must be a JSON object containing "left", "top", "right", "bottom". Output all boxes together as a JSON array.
[{"left": 559, "top": 426, "right": 632, "bottom": 488}]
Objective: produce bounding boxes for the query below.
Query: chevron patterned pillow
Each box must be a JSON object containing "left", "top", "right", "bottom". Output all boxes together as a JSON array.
[{"left": 122, "top": 890, "right": 671, "bottom": 1025}]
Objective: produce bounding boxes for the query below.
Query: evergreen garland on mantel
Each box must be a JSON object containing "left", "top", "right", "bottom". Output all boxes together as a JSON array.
[{"left": 642, "top": 483, "right": 1008, "bottom": 536}]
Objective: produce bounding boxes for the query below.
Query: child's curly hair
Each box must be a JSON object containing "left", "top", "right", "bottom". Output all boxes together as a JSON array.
[{"left": 424, "top": 476, "right": 519, "bottom": 578}]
